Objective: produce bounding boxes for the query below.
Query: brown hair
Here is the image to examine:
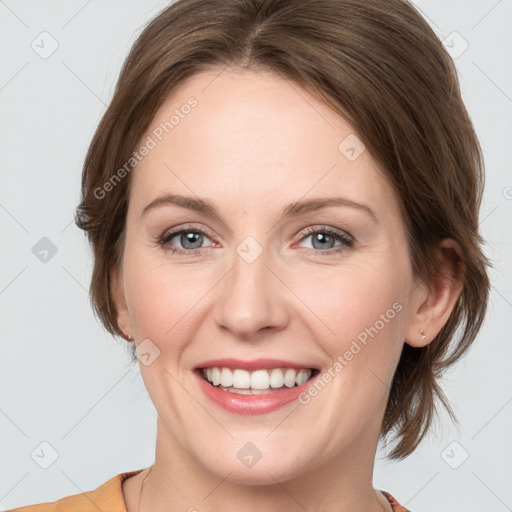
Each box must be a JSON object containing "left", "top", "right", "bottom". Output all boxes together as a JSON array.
[{"left": 75, "top": 0, "right": 492, "bottom": 460}]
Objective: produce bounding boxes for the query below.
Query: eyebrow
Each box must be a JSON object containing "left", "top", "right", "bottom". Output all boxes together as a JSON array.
[{"left": 142, "top": 194, "right": 378, "bottom": 224}]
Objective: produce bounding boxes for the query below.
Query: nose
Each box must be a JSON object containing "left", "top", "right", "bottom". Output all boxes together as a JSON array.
[{"left": 214, "top": 244, "right": 290, "bottom": 341}]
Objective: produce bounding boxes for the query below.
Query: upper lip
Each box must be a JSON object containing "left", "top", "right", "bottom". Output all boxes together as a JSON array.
[{"left": 195, "top": 358, "right": 317, "bottom": 371}]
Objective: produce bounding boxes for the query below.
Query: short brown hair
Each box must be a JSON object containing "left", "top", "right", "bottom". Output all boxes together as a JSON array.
[{"left": 75, "top": 0, "right": 492, "bottom": 460}]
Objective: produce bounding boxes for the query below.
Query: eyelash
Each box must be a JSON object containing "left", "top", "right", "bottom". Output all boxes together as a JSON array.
[{"left": 158, "top": 223, "right": 354, "bottom": 257}]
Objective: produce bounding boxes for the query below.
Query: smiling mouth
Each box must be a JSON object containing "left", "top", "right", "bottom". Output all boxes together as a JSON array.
[{"left": 197, "top": 366, "right": 319, "bottom": 394}]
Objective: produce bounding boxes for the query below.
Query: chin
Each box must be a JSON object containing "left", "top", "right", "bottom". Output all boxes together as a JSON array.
[
  {"left": 194, "top": 441, "right": 312, "bottom": 486},
  {"left": 215, "top": 462, "right": 305, "bottom": 487}
]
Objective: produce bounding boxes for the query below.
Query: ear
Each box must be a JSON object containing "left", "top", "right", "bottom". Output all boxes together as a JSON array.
[
  {"left": 111, "top": 266, "right": 134, "bottom": 342},
  {"left": 404, "top": 239, "right": 464, "bottom": 348}
]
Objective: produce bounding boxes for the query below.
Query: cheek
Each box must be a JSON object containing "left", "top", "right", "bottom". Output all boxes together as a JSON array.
[
  {"left": 290, "top": 260, "right": 407, "bottom": 375},
  {"left": 123, "top": 249, "right": 214, "bottom": 347}
]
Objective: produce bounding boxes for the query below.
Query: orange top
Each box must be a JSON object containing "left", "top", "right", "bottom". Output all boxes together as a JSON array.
[{"left": 9, "top": 469, "right": 411, "bottom": 511}]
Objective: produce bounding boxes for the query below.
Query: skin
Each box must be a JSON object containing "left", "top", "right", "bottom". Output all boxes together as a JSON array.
[{"left": 113, "top": 68, "right": 463, "bottom": 512}]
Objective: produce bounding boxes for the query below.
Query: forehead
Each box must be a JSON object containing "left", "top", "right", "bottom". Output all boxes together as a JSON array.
[{"left": 129, "top": 68, "right": 398, "bottom": 220}]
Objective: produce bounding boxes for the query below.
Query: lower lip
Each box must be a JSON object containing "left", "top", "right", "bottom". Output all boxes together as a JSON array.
[{"left": 194, "top": 370, "right": 317, "bottom": 415}]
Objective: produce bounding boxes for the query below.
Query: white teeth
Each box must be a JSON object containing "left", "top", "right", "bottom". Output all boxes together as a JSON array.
[
  {"left": 201, "top": 367, "right": 313, "bottom": 391},
  {"left": 283, "top": 368, "right": 296, "bottom": 388},
  {"left": 220, "top": 368, "right": 232, "bottom": 387},
  {"left": 251, "top": 370, "right": 269, "bottom": 389},
  {"left": 232, "top": 369, "right": 251, "bottom": 389},
  {"left": 295, "top": 368, "right": 309, "bottom": 386},
  {"left": 269, "top": 368, "right": 284, "bottom": 388},
  {"left": 211, "top": 367, "right": 221, "bottom": 386}
]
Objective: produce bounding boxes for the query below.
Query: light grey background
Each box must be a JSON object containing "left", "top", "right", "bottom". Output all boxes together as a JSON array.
[{"left": 0, "top": 1, "right": 511, "bottom": 510}]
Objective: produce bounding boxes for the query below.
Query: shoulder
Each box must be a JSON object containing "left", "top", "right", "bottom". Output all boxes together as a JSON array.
[
  {"left": 7, "top": 469, "right": 145, "bottom": 512},
  {"left": 381, "top": 490, "right": 413, "bottom": 512}
]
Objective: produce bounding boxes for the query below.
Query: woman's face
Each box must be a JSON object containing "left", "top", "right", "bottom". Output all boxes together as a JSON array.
[{"left": 114, "top": 68, "right": 424, "bottom": 483}]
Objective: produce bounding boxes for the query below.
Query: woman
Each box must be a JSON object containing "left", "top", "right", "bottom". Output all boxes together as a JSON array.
[{"left": 11, "top": 0, "right": 491, "bottom": 510}]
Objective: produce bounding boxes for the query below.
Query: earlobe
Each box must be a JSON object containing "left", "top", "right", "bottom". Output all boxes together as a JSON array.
[
  {"left": 111, "top": 267, "right": 134, "bottom": 342},
  {"left": 405, "top": 239, "right": 464, "bottom": 348}
]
